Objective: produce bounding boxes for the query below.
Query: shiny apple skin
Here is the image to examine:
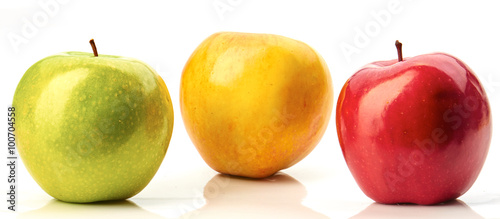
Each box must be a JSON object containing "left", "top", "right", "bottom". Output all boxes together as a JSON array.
[
  {"left": 336, "top": 53, "right": 492, "bottom": 205},
  {"left": 181, "top": 32, "right": 333, "bottom": 178}
]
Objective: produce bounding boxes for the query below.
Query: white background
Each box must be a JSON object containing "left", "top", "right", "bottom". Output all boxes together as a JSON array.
[{"left": 1, "top": 0, "right": 500, "bottom": 218}]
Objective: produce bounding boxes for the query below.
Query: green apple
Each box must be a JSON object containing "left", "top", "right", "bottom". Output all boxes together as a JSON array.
[{"left": 13, "top": 40, "right": 174, "bottom": 203}]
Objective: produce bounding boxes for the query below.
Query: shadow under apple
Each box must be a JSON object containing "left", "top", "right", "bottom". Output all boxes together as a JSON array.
[
  {"left": 17, "top": 199, "right": 165, "bottom": 219},
  {"left": 350, "top": 199, "right": 484, "bottom": 219},
  {"left": 182, "top": 172, "right": 328, "bottom": 219}
]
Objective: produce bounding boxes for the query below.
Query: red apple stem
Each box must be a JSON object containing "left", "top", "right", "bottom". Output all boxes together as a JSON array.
[
  {"left": 395, "top": 40, "right": 403, "bottom": 62},
  {"left": 89, "top": 39, "right": 98, "bottom": 57}
]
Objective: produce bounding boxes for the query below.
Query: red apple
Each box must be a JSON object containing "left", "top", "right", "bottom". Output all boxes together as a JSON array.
[{"left": 336, "top": 41, "right": 492, "bottom": 205}]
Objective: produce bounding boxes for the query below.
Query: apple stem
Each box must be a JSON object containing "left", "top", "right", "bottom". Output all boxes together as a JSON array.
[
  {"left": 395, "top": 40, "right": 403, "bottom": 62},
  {"left": 89, "top": 39, "right": 98, "bottom": 57}
]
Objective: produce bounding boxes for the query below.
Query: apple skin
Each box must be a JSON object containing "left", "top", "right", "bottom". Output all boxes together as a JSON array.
[
  {"left": 336, "top": 53, "right": 491, "bottom": 205},
  {"left": 180, "top": 32, "right": 333, "bottom": 178},
  {"left": 13, "top": 52, "right": 174, "bottom": 203}
]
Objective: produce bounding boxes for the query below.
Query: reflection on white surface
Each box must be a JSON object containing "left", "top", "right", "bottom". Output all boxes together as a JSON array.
[
  {"left": 13, "top": 172, "right": 328, "bottom": 219},
  {"left": 182, "top": 172, "right": 328, "bottom": 219},
  {"left": 350, "top": 200, "right": 483, "bottom": 219},
  {"left": 17, "top": 200, "right": 165, "bottom": 219},
  {"left": 6, "top": 170, "right": 500, "bottom": 219}
]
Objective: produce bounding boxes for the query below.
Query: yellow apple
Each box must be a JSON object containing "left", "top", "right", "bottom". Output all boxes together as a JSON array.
[{"left": 180, "top": 32, "right": 333, "bottom": 178}]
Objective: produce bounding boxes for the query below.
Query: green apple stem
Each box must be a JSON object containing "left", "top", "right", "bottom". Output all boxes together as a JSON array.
[
  {"left": 89, "top": 39, "right": 98, "bottom": 57},
  {"left": 395, "top": 40, "right": 403, "bottom": 62}
]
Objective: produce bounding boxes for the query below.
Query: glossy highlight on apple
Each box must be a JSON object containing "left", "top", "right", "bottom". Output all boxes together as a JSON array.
[
  {"left": 336, "top": 41, "right": 492, "bottom": 205},
  {"left": 12, "top": 39, "right": 174, "bottom": 203}
]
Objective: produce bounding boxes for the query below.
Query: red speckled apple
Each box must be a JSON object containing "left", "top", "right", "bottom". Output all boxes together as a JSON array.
[{"left": 336, "top": 41, "right": 492, "bottom": 205}]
